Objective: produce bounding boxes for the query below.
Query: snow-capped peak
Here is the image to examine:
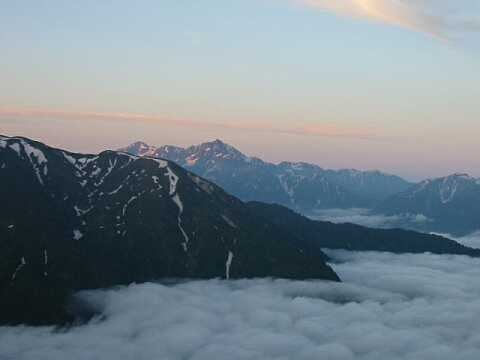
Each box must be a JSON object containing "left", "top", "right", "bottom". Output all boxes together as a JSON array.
[
  {"left": 403, "top": 173, "right": 479, "bottom": 204},
  {"left": 448, "top": 173, "right": 474, "bottom": 180},
  {"left": 187, "top": 139, "right": 249, "bottom": 161},
  {"left": 122, "top": 141, "right": 158, "bottom": 157}
]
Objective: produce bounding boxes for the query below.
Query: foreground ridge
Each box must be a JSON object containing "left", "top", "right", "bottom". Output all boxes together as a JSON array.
[{"left": 0, "top": 135, "right": 339, "bottom": 325}]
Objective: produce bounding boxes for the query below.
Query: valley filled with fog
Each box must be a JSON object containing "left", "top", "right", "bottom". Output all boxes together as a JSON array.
[
  {"left": 311, "top": 208, "right": 480, "bottom": 249},
  {"left": 2, "top": 0, "right": 479, "bottom": 358},
  {"left": 2, "top": 250, "right": 480, "bottom": 360}
]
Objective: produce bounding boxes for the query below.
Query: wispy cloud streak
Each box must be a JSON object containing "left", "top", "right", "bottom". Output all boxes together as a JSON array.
[
  {"left": 296, "top": 0, "right": 480, "bottom": 39},
  {"left": 0, "top": 107, "right": 382, "bottom": 141}
]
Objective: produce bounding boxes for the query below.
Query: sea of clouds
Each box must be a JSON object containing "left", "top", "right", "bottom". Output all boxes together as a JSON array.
[
  {"left": 2, "top": 250, "right": 480, "bottom": 359},
  {"left": 308, "top": 208, "right": 403, "bottom": 228},
  {"left": 309, "top": 208, "right": 431, "bottom": 228}
]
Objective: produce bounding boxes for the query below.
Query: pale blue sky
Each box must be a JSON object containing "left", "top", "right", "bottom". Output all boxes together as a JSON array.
[{"left": 1, "top": 0, "right": 479, "bottom": 180}]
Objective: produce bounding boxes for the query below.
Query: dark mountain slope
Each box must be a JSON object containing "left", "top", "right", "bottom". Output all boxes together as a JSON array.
[
  {"left": 0, "top": 135, "right": 339, "bottom": 325},
  {"left": 247, "top": 202, "right": 480, "bottom": 257}
]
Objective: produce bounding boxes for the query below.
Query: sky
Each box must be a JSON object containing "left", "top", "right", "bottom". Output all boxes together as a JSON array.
[
  {"left": 3, "top": 250, "right": 480, "bottom": 359},
  {"left": 0, "top": 0, "right": 479, "bottom": 180}
]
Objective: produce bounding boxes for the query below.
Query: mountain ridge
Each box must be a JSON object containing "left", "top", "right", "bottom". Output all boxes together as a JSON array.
[
  {"left": 375, "top": 173, "right": 480, "bottom": 235},
  {"left": 247, "top": 201, "right": 480, "bottom": 257},
  {"left": 3, "top": 135, "right": 479, "bottom": 325},
  {"left": 0, "top": 135, "right": 340, "bottom": 324},
  {"left": 120, "top": 139, "right": 413, "bottom": 211}
]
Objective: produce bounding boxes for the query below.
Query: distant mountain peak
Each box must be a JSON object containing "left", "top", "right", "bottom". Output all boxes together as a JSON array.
[
  {"left": 212, "top": 138, "right": 225, "bottom": 145},
  {"left": 204, "top": 139, "right": 241, "bottom": 152},
  {"left": 131, "top": 140, "right": 149, "bottom": 147},
  {"left": 119, "top": 141, "right": 157, "bottom": 157},
  {"left": 186, "top": 139, "right": 249, "bottom": 162},
  {"left": 120, "top": 139, "right": 413, "bottom": 211},
  {"left": 420, "top": 173, "right": 476, "bottom": 183},
  {"left": 375, "top": 172, "right": 480, "bottom": 235},
  {"left": 448, "top": 173, "right": 474, "bottom": 180}
]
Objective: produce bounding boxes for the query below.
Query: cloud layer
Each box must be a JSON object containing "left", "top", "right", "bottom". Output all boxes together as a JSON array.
[
  {"left": 297, "top": 0, "right": 480, "bottom": 39},
  {"left": 309, "top": 208, "right": 430, "bottom": 228},
  {"left": 434, "top": 231, "right": 480, "bottom": 250},
  {"left": 309, "top": 208, "right": 480, "bottom": 249},
  {"left": 2, "top": 251, "right": 480, "bottom": 359},
  {"left": 0, "top": 107, "right": 380, "bottom": 141}
]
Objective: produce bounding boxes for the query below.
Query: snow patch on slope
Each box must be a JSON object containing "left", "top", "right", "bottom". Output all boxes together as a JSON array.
[
  {"left": 73, "top": 229, "right": 84, "bottom": 241},
  {"left": 164, "top": 167, "right": 179, "bottom": 195},
  {"left": 222, "top": 215, "right": 238, "bottom": 229},
  {"left": 172, "top": 193, "right": 189, "bottom": 252},
  {"left": 439, "top": 177, "right": 459, "bottom": 204},
  {"left": 122, "top": 196, "right": 138, "bottom": 217},
  {"left": 162, "top": 165, "right": 189, "bottom": 252},
  {"left": 11, "top": 257, "right": 26, "bottom": 280},
  {"left": 3, "top": 139, "right": 49, "bottom": 185},
  {"left": 225, "top": 251, "right": 234, "bottom": 279},
  {"left": 188, "top": 174, "right": 214, "bottom": 194}
]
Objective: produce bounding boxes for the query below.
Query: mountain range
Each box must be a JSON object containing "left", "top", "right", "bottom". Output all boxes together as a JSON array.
[
  {"left": 1, "top": 135, "right": 479, "bottom": 325},
  {"left": 120, "top": 140, "right": 412, "bottom": 211},
  {"left": 121, "top": 140, "right": 480, "bottom": 236},
  {"left": 375, "top": 173, "right": 480, "bottom": 235},
  {"left": 0, "top": 135, "right": 339, "bottom": 324}
]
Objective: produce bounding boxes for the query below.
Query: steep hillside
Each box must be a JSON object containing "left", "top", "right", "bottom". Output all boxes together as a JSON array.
[{"left": 0, "top": 136, "right": 339, "bottom": 324}]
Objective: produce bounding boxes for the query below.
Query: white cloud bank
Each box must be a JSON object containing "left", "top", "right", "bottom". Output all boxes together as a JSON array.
[
  {"left": 2, "top": 251, "right": 480, "bottom": 359},
  {"left": 308, "top": 208, "right": 430, "bottom": 228},
  {"left": 296, "top": 0, "right": 480, "bottom": 39},
  {"left": 310, "top": 209, "right": 480, "bottom": 249},
  {"left": 433, "top": 231, "right": 480, "bottom": 250}
]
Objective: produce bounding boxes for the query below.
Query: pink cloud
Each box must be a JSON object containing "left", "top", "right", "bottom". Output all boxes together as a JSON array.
[
  {"left": 293, "top": 0, "right": 479, "bottom": 39},
  {"left": 0, "top": 106, "right": 382, "bottom": 141}
]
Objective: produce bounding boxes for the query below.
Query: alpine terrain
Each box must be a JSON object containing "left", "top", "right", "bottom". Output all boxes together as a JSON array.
[
  {"left": 1, "top": 136, "right": 478, "bottom": 326},
  {"left": 120, "top": 140, "right": 413, "bottom": 211},
  {"left": 0, "top": 135, "right": 339, "bottom": 325},
  {"left": 375, "top": 174, "right": 480, "bottom": 235}
]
